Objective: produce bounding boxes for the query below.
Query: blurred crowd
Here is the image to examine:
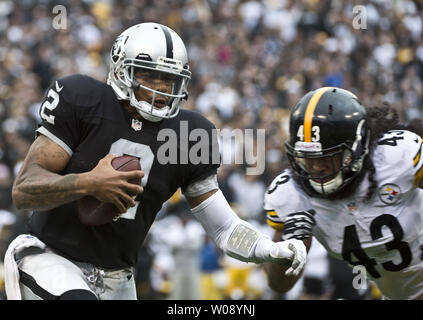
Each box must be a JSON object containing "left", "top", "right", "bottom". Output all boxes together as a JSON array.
[{"left": 1, "top": 0, "right": 423, "bottom": 300}]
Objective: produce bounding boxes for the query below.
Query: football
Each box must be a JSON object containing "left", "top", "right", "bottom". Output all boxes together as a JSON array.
[{"left": 77, "top": 155, "right": 142, "bottom": 226}]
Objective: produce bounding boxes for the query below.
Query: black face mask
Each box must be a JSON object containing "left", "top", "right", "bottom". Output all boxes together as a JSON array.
[{"left": 0, "top": 186, "right": 12, "bottom": 209}]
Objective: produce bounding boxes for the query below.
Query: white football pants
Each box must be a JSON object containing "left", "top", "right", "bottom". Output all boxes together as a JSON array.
[{"left": 5, "top": 234, "right": 137, "bottom": 300}]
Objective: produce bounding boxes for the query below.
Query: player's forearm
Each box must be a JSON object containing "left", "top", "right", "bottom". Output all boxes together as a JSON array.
[
  {"left": 264, "top": 262, "right": 301, "bottom": 293},
  {"left": 12, "top": 163, "right": 89, "bottom": 211},
  {"left": 190, "top": 190, "right": 305, "bottom": 273},
  {"left": 190, "top": 189, "right": 262, "bottom": 262},
  {"left": 263, "top": 234, "right": 311, "bottom": 292}
]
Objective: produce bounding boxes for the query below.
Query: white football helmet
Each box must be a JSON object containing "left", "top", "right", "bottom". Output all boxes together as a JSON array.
[{"left": 107, "top": 22, "right": 191, "bottom": 122}]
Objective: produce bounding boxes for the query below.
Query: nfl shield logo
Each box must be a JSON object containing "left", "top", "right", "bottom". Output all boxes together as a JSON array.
[
  {"left": 132, "top": 119, "right": 142, "bottom": 131},
  {"left": 347, "top": 202, "right": 357, "bottom": 212},
  {"left": 378, "top": 183, "right": 401, "bottom": 205}
]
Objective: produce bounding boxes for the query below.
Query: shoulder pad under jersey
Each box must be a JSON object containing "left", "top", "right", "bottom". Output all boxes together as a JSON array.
[{"left": 54, "top": 74, "right": 105, "bottom": 107}]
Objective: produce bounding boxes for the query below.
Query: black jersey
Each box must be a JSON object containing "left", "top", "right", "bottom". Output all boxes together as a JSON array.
[{"left": 29, "top": 74, "right": 220, "bottom": 269}]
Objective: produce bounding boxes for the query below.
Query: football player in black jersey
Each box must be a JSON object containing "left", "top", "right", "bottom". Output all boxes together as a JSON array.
[{"left": 5, "top": 23, "right": 306, "bottom": 300}]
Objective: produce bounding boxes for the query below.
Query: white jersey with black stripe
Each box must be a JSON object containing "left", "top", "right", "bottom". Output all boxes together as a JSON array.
[{"left": 264, "top": 130, "right": 423, "bottom": 300}]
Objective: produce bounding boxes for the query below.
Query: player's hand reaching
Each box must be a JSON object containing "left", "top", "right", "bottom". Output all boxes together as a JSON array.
[
  {"left": 267, "top": 239, "right": 307, "bottom": 276},
  {"left": 82, "top": 154, "right": 144, "bottom": 213}
]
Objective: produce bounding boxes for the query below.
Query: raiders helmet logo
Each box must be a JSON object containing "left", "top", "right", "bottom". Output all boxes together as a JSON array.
[{"left": 111, "top": 35, "right": 128, "bottom": 64}]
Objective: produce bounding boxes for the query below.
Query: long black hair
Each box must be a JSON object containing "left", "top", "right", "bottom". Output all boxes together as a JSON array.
[{"left": 362, "top": 104, "right": 403, "bottom": 201}]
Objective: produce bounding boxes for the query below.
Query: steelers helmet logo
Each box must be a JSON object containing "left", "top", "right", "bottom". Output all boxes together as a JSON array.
[{"left": 378, "top": 183, "right": 401, "bottom": 205}]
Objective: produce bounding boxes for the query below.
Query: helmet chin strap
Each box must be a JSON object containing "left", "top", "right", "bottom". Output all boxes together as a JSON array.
[
  {"left": 130, "top": 97, "right": 164, "bottom": 122},
  {"left": 309, "top": 171, "right": 344, "bottom": 195},
  {"left": 129, "top": 81, "right": 168, "bottom": 122}
]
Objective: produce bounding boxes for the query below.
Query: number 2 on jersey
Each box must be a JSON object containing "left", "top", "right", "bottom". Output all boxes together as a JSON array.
[{"left": 40, "top": 88, "right": 60, "bottom": 124}]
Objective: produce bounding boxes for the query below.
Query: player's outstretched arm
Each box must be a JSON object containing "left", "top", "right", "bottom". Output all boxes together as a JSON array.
[
  {"left": 186, "top": 189, "right": 307, "bottom": 276},
  {"left": 263, "top": 209, "right": 316, "bottom": 292},
  {"left": 264, "top": 230, "right": 312, "bottom": 292},
  {"left": 12, "top": 135, "right": 144, "bottom": 212}
]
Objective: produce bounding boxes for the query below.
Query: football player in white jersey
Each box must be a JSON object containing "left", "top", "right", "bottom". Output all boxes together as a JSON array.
[{"left": 264, "top": 86, "right": 423, "bottom": 300}]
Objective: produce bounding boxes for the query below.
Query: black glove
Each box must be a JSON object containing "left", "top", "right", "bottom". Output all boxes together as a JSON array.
[{"left": 282, "top": 210, "right": 316, "bottom": 241}]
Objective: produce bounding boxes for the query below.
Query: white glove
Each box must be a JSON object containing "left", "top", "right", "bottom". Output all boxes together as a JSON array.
[
  {"left": 254, "top": 237, "right": 307, "bottom": 276},
  {"left": 268, "top": 239, "right": 307, "bottom": 276}
]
